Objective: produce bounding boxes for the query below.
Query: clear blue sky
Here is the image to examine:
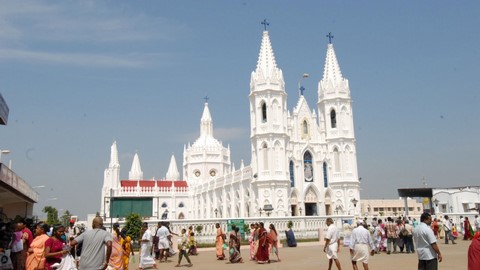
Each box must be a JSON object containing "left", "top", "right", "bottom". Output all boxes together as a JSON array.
[{"left": 0, "top": 1, "right": 479, "bottom": 220}]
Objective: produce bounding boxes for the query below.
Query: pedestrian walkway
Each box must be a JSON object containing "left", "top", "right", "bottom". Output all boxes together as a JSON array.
[{"left": 130, "top": 239, "right": 470, "bottom": 270}]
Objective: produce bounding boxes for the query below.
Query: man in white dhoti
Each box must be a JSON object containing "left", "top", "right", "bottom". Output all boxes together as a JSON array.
[
  {"left": 323, "top": 218, "right": 342, "bottom": 270},
  {"left": 139, "top": 223, "right": 157, "bottom": 270},
  {"left": 349, "top": 221, "right": 375, "bottom": 270}
]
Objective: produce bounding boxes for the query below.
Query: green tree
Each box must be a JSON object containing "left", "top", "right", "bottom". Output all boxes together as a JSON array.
[
  {"left": 43, "top": 206, "right": 60, "bottom": 224},
  {"left": 124, "top": 213, "right": 142, "bottom": 241},
  {"left": 60, "top": 210, "right": 72, "bottom": 227}
]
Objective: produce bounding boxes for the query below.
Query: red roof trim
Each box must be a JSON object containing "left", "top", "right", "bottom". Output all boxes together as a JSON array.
[{"left": 120, "top": 180, "right": 188, "bottom": 188}]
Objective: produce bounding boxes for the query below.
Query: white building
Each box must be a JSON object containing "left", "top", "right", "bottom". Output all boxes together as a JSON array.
[
  {"left": 101, "top": 29, "right": 361, "bottom": 220},
  {"left": 433, "top": 186, "right": 480, "bottom": 214}
]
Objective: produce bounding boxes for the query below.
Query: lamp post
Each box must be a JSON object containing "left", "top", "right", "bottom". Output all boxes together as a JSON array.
[
  {"left": 214, "top": 208, "right": 218, "bottom": 218},
  {"left": 259, "top": 207, "right": 263, "bottom": 217},
  {"left": 351, "top": 198, "right": 358, "bottom": 216},
  {"left": 263, "top": 204, "right": 274, "bottom": 217},
  {"left": 297, "top": 73, "right": 309, "bottom": 97},
  {"left": 335, "top": 205, "right": 341, "bottom": 215},
  {"left": 0, "top": 149, "right": 11, "bottom": 163},
  {"left": 299, "top": 207, "right": 303, "bottom": 216},
  {"left": 433, "top": 198, "right": 439, "bottom": 214}
]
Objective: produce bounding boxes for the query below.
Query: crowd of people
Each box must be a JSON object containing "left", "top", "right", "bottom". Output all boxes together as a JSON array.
[
  {"left": 213, "top": 222, "right": 281, "bottom": 264},
  {"left": 1, "top": 213, "right": 479, "bottom": 270},
  {"left": 0, "top": 218, "right": 91, "bottom": 270}
]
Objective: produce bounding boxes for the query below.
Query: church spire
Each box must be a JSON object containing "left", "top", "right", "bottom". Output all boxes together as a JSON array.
[
  {"left": 109, "top": 141, "right": 120, "bottom": 168},
  {"left": 165, "top": 154, "right": 180, "bottom": 180},
  {"left": 250, "top": 27, "right": 285, "bottom": 93},
  {"left": 200, "top": 101, "right": 213, "bottom": 138},
  {"left": 128, "top": 152, "right": 143, "bottom": 180},
  {"left": 322, "top": 43, "right": 344, "bottom": 84}
]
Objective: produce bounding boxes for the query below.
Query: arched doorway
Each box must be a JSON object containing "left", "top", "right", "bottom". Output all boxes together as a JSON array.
[{"left": 305, "top": 187, "right": 318, "bottom": 216}]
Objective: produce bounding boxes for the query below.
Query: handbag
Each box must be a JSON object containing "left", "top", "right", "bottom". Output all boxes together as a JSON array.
[
  {"left": 0, "top": 249, "right": 13, "bottom": 269},
  {"left": 34, "top": 254, "right": 45, "bottom": 270}
]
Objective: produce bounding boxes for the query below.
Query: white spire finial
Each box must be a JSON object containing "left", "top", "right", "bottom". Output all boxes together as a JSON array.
[
  {"left": 200, "top": 102, "right": 213, "bottom": 137},
  {"left": 129, "top": 153, "right": 143, "bottom": 180},
  {"left": 109, "top": 141, "right": 119, "bottom": 167},
  {"left": 166, "top": 154, "right": 180, "bottom": 180}
]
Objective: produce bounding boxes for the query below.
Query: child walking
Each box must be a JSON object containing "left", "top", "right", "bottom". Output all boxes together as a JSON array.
[{"left": 175, "top": 229, "right": 193, "bottom": 267}]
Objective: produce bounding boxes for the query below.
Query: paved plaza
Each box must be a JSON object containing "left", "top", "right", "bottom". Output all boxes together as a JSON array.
[{"left": 129, "top": 238, "right": 471, "bottom": 270}]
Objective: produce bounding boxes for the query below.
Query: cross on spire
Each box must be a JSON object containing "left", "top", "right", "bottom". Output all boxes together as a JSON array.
[
  {"left": 204, "top": 96, "right": 209, "bottom": 103},
  {"left": 300, "top": 86, "right": 305, "bottom": 96},
  {"left": 326, "top": 32, "right": 334, "bottom": 44},
  {"left": 261, "top": 19, "right": 269, "bottom": 31}
]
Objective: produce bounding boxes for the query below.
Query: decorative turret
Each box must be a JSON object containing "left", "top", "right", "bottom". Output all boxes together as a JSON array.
[
  {"left": 166, "top": 154, "right": 180, "bottom": 180},
  {"left": 128, "top": 152, "right": 143, "bottom": 180},
  {"left": 200, "top": 102, "right": 213, "bottom": 138},
  {"left": 183, "top": 100, "right": 231, "bottom": 185},
  {"left": 103, "top": 141, "right": 120, "bottom": 189}
]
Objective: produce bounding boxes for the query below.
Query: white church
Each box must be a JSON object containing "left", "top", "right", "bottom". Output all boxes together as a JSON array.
[{"left": 101, "top": 29, "right": 361, "bottom": 220}]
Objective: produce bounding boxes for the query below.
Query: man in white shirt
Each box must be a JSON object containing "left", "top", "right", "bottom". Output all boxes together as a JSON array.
[
  {"left": 349, "top": 221, "right": 375, "bottom": 270},
  {"left": 323, "top": 218, "right": 342, "bottom": 270},
  {"left": 442, "top": 215, "right": 456, "bottom": 244},
  {"left": 414, "top": 212, "right": 442, "bottom": 270},
  {"left": 156, "top": 222, "right": 170, "bottom": 262}
]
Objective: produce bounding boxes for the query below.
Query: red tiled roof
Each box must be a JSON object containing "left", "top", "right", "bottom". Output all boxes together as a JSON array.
[{"left": 120, "top": 180, "right": 188, "bottom": 188}]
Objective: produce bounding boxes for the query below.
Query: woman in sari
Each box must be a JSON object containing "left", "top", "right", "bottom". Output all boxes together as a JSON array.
[
  {"left": 431, "top": 218, "right": 439, "bottom": 239},
  {"left": 228, "top": 228, "right": 243, "bottom": 263},
  {"left": 215, "top": 223, "right": 225, "bottom": 260},
  {"left": 26, "top": 222, "right": 50, "bottom": 270},
  {"left": 255, "top": 222, "right": 269, "bottom": 264},
  {"left": 268, "top": 224, "right": 280, "bottom": 262},
  {"left": 109, "top": 223, "right": 124, "bottom": 270},
  {"left": 121, "top": 228, "right": 133, "bottom": 270},
  {"left": 44, "top": 225, "right": 69, "bottom": 270},
  {"left": 464, "top": 217, "right": 474, "bottom": 240},
  {"left": 248, "top": 224, "right": 255, "bottom": 260}
]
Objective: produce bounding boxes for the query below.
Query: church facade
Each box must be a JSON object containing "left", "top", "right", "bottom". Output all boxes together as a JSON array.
[{"left": 101, "top": 30, "right": 361, "bottom": 220}]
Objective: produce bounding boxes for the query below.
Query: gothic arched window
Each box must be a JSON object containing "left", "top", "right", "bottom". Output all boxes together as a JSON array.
[
  {"left": 289, "top": 160, "right": 295, "bottom": 187},
  {"left": 303, "top": 120, "right": 309, "bottom": 135},
  {"left": 323, "top": 162, "right": 328, "bottom": 187},
  {"left": 330, "top": 109, "right": 337, "bottom": 128},
  {"left": 303, "top": 151, "right": 313, "bottom": 182},
  {"left": 262, "top": 143, "right": 269, "bottom": 170},
  {"left": 261, "top": 102, "right": 267, "bottom": 123}
]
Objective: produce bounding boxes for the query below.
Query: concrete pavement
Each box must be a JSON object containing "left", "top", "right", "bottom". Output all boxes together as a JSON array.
[{"left": 129, "top": 239, "right": 471, "bottom": 270}]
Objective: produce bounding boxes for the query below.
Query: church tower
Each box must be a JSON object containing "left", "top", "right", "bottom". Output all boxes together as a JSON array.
[
  {"left": 317, "top": 36, "right": 360, "bottom": 215},
  {"left": 101, "top": 141, "right": 121, "bottom": 218},
  {"left": 249, "top": 26, "right": 290, "bottom": 216}
]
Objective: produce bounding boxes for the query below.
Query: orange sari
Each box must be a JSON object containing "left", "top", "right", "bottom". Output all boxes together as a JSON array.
[
  {"left": 122, "top": 236, "right": 132, "bottom": 270},
  {"left": 216, "top": 228, "right": 225, "bottom": 260},
  {"left": 26, "top": 234, "right": 49, "bottom": 270},
  {"left": 109, "top": 232, "right": 124, "bottom": 270}
]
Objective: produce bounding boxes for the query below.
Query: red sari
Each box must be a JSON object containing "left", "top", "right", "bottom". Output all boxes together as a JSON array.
[
  {"left": 45, "top": 237, "right": 64, "bottom": 270},
  {"left": 432, "top": 220, "right": 439, "bottom": 238},
  {"left": 255, "top": 227, "right": 269, "bottom": 264},
  {"left": 468, "top": 232, "right": 480, "bottom": 270},
  {"left": 464, "top": 220, "right": 474, "bottom": 240}
]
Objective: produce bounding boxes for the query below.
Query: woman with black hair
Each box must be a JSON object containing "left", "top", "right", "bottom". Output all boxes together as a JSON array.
[
  {"left": 26, "top": 222, "right": 50, "bottom": 270},
  {"left": 44, "top": 225, "right": 69, "bottom": 270}
]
